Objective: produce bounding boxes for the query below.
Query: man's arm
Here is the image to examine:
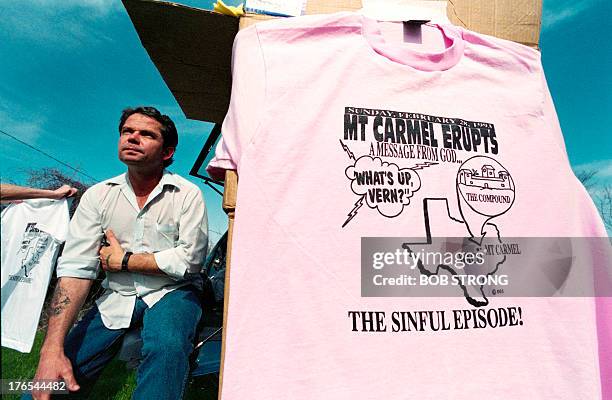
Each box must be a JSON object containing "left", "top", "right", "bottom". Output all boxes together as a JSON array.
[
  {"left": 32, "top": 278, "right": 92, "bottom": 399},
  {"left": 99, "top": 230, "right": 164, "bottom": 275},
  {"left": 99, "top": 188, "right": 208, "bottom": 279},
  {"left": 152, "top": 188, "right": 208, "bottom": 279},
  {"left": 0, "top": 183, "right": 77, "bottom": 201},
  {"left": 42, "top": 278, "right": 92, "bottom": 350},
  {"left": 32, "top": 187, "right": 101, "bottom": 399}
]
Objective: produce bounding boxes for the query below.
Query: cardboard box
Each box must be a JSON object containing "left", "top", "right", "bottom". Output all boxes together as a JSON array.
[
  {"left": 240, "top": 0, "right": 541, "bottom": 48},
  {"left": 447, "top": 0, "right": 541, "bottom": 49},
  {"left": 123, "top": 0, "right": 542, "bottom": 124}
]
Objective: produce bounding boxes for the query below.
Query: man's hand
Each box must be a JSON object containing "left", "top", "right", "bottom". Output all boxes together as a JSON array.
[
  {"left": 99, "top": 230, "right": 124, "bottom": 272},
  {"left": 98, "top": 230, "right": 165, "bottom": 275},
  {"left": 49, "top": 185, "right": 78, "bottom": 200},
  {"left": 32, "top": 348, "right": 80, "bottom": 399}
]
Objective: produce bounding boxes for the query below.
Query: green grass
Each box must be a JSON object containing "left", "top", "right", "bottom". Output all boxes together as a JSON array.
[{"left": 2, "top": 331, "right": 218, "bottom": 400}]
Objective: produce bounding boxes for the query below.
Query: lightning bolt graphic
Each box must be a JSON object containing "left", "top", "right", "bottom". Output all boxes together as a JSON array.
[
  {"left": 340, "top": 139, "right": 361, "bottom": 227},
  {"left": 342, "top": 196, "right": 365, "bottom": 228},
  {"left": 339, "top": 139, "right": 355, "bottom": 161},
  {"left": 410, "top": 161, "right": 439, "bottom": 170}
]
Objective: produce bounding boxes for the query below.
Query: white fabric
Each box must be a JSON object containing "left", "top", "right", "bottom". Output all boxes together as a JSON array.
[
  {"left": 56, "top": 171, "right": 208, "bottom": 329},
  {"left": 1, "top": 198, "right": 70, "bottom": 353},
  {"left": 359, "top": 0, "right": 450, "bottom": 24}
]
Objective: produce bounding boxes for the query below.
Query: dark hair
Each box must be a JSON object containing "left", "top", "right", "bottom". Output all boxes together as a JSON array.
[{"left": 118, "top": 106, "right": 178, "bottom": 167}]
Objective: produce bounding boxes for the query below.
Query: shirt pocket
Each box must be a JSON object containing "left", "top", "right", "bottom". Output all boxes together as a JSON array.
[{"left": 155, "top": 222, "right": 178, "bottom": 249}]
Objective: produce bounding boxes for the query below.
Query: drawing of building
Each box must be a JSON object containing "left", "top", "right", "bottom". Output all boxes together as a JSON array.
[
  {"left": 458, "top": 166, "right": 512, "bottom": 190},
  {"left": 482, "top": 165, "right": 495, "bottom": 177}
]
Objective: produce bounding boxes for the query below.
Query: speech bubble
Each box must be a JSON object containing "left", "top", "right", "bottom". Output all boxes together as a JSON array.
[
  {"left": 345, "top": 156, "right": 422, "bottom": 218},
  {"left": 456, "top": 156, "right": 515, "bottom": 238},
  {"left": 456, "top": 156, "right": 515, "bottom": 218}
]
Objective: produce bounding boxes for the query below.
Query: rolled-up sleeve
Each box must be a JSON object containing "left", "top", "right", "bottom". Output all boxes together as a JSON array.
[
  {"left": 56, "top": 187, "right": 103, "bottom": 279},
  {"left": 154, "top": 188, "right": 208, "bottom": 280}
]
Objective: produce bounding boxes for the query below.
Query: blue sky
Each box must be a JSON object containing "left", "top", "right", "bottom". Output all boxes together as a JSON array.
[
  {"left": 539, "top": 0, "right": 611, "bottom": 177},
  {"left": 1, "top": 0, "right": 611, "bottom": 241}
]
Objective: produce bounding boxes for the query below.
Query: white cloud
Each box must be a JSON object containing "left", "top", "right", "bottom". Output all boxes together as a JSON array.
[
  {"left": 542, "top": 0, "right": 602, "bottom": 30},
  {"left": 2, "top": 0, "right": 120, "bottom": 47},
  {"left": 21, "top": 0, "right": 122, "bottom": 17},
  {"left": 0, "top": 96, "right": 71, "bottom": 148},
  {"left": 0, "top": 108, "right": 45, "bottom": 144}
]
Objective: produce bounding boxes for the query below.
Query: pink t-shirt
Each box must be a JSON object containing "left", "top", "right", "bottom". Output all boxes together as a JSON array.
[{"left": 208, "top": 12, "right": 610, "bottom": 399}]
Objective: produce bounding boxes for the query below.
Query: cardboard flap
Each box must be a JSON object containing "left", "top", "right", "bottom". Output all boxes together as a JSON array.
[
  {"left": 123, "top": 0, "right": 239, "bottom": 123},
  {"left": 447, "top": 0, "right": 542, "bottom": 48}
]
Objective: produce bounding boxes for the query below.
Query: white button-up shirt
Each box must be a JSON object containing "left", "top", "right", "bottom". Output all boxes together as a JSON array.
[{"left": 56, "top": 171, "right": 208, "bottom": 329}]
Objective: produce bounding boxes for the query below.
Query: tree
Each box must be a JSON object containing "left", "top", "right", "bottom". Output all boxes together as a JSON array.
[
  {"left": 576, "top": 169, "right": 612, "bottom": 232},
  {"left": 26, "top": 167, "right": 93, "bottom": 216},
  {"left": 594, "top": 185, "right": 612, "bottom": 231},
  {"left": 575, "top": 169, "right": 598, "bottom": 190}
]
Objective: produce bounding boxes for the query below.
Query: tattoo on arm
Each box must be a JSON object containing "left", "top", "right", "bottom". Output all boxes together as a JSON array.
[{"left": 49, "top": 286, "right": 71, "bottom": 316}]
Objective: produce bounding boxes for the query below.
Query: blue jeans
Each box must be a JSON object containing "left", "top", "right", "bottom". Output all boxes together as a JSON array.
[{"left": 23, "top": 286, "right": 202, "bottom": 400}]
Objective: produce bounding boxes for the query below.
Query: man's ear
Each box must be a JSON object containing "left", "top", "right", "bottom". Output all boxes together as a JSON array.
[{"left": 162, "top": 147, "right": 176, "bottom": 162}]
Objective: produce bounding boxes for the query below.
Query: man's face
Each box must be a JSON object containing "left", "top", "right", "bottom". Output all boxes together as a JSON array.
[{"left": 118, "top": 113, "right": 174, "bottom": 168}]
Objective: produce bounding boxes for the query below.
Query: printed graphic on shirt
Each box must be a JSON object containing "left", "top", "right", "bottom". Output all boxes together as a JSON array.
[
  {"left": 399, "top": 157, "right": 516, "bottom": 307},
  {"left": 341, "top": 145, "right": 435, "bottom": 223},
  {"left": 342, "top": 107, "right": 518, "bottom": 308},
  {"left": 341, "top": 107, "right": 504, "bottom": 226},
  {"left": 402, "top": 199, "right": 508, "bottom": 307},
  {"left": 10, "top": 222, "right": 52, "bottom": 283},
  {"left": 457, "top": 156, "right": 515, "bottom": 223}
]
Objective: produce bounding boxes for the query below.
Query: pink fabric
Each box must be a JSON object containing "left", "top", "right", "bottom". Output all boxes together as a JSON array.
[
  {"left": 597, "top": 297, "right": 612, "bottom": 400},
  {"left": 208, "top": 12, "right": 610, "bottom": 399}
]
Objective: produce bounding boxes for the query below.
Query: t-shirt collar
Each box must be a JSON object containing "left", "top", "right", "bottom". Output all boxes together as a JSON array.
[{"left": 360, "top": 15, "right": 465, "bottom": 72}]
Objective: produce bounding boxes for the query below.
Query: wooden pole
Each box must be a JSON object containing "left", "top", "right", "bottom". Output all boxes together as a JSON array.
[{"left": 218, "top": 169, "right": 238, "bottom": 400}]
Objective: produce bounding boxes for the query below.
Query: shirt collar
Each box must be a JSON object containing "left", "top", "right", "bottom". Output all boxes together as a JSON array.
[
  {"left": 105, "top": 170, "right": 179, "bottom": 190},
  {"left": 158, "top": 170, "right": 179, "bottom": 189}
]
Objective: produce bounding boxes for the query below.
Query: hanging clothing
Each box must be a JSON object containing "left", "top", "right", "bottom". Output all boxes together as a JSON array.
[
  {"left": 208, "top": 12, "right": 610, "bottom": 399},
  {"left": 1, "top": 198, "right": 70, "bottom": 353}
]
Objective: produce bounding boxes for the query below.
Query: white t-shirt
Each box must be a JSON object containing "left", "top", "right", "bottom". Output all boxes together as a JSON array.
[{"left": 1, "top": 198, "right": 70, "bottom": 353}]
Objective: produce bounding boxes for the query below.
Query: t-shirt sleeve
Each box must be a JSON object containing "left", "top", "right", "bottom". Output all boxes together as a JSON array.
[
  {"left": 539, "top": 68, "right": 569, "bottom": 165},
  {"left": 206, "top": 25, "right": 267, "bottom": 181}
]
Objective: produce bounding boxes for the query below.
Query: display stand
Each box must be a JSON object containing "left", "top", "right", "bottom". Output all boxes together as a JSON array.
[{"left": 218, "top": 169, "right": 238, "bottom": 399}]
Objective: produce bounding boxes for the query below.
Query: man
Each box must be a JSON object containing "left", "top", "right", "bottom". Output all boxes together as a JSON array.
[
  {"left": 28, "top": 106, "right": 208, "bottom": 400},
  {"left": 1, "top": 184, "right": 77, "bottom": 201}
]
